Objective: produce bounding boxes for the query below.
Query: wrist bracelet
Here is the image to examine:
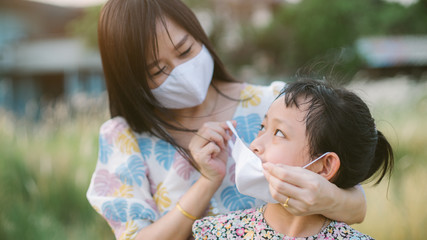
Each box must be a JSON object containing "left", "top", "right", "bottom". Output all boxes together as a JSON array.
[{"left": 176, "top": 202, "right": 197, "bottom": 221}]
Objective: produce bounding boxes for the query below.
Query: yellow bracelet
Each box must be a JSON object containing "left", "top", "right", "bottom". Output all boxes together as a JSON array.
[{"left": 176, "top": 202, "right": 197, "bottom": 221}]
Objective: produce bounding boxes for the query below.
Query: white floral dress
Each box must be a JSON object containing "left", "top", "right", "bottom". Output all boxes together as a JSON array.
[{"left": 86, "top": 81, "right": 285, "bottom": 239}]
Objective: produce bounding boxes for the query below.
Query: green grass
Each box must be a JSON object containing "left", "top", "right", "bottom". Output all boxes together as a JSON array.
[
  {"left": 0, "top": 100, "right": 114, "bottom": 240},
  {"left": 1, "top": 79, "right": 426, "bottom": 239}
]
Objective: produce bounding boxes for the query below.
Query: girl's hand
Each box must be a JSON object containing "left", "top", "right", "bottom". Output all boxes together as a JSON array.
[
  {"left": 189, "top": 121, "right": 235, "bottom": 185},
  {"left": 263, "top": 162, "right": 341, "bottom": 216}
]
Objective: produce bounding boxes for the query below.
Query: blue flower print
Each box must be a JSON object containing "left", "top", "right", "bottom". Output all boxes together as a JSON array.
[
  {"left": 102, "top": 199, "right": 128, "bottom": 222},
  {"left": 99, "top": 136, "right": 113, "bottom": 164},
  {"left": 221, "top": 186, "right": 256, "bottom": 211},
  {"left": 116, "top": 155, "right": 147, "bottom": 186},
  {"left": 154, "top": 140, "right": 176, "bottom": 170},
  {"left": 235, "top": 114, "right": 262, "bottom": 144},
  {"left": 129, "top": 203, "right": 157, "bottom": 222},
  {"left": 137, "top": 137, "right": 152, "bottom": 161}
]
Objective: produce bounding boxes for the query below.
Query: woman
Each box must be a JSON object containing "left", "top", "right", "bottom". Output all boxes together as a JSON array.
[
  {"left": 192, "top": 79, "right": 394, "bottom": 239},
  {"left": 86, "top": 0, "right": 367, "bottom": 239}
]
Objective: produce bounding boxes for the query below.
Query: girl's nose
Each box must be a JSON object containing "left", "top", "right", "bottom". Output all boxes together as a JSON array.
[{"left": 250, "top": 137, "right": 264, "bottom": 155}]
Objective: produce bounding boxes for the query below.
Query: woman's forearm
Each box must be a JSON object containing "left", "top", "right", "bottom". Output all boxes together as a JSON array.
[
  {"left": 323, "top": 184, "right": 366, "bottom": 224},
  {"left": 135, "top": 177, "right": 220, "bottom": 240}
]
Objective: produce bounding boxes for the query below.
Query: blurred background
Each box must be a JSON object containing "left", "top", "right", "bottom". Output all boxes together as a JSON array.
[{"left": 1, "top": 0, "right": 426, "bottom": 239}]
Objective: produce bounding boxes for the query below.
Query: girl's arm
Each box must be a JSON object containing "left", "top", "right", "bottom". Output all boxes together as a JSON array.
[{"left": 263, "top": 163, "right": 366, "bottom": 224}]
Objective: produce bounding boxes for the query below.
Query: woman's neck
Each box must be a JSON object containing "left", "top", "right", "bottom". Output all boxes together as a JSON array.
[
  {"left": 264, "top": 203, "right": 328, "bottom": 238},
  {"left": 158, "top": 79, "right": 244, "bottom": 146}
]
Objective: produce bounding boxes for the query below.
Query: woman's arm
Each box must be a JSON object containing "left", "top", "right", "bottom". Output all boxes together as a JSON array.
[
  {"left": 263, "top": 163, "right": 366, "bottom": 224},
  {"left": 135, "top": 177, "right": 221, "bottom": 240},
  {"left": 136, "top": 121, "right": 233, "bottom": 239}
]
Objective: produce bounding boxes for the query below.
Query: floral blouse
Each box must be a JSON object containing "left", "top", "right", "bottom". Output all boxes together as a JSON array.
[
  {"left": 192, "top": 206, "right": 374, "bottom": 240},
  {"left": 86, "top": 81, "right": 285, "bottom": 239}
]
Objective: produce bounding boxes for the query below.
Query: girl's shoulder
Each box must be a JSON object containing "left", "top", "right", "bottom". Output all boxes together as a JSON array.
[{"left": 320, "top": 221, "right": 374, "bottom": 240}]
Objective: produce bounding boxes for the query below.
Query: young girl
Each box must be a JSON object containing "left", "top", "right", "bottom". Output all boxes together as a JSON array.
[{"left": 191, "top": 79, "right": 394, "bottom": 239}]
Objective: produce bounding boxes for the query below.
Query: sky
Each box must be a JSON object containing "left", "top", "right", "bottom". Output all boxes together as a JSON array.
[{"left": 29, "top": 0, "right": 417, "bottom": 8}]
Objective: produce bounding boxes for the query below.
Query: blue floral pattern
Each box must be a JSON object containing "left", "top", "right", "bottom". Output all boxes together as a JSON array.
[
  {"left": 221, "top": 186, "right": 256, "bottom": 211},
  {"left": 116, "top": 155, "right": 147, "bottom": 187},
  {"left": 102, "top": 199, "right": 128, "bottom": 222},
  {"left": 99, "top": 136, "right": 112, "bottom": 164},
  {"left": 155, "top": 140, "right": 176, "bottom": 170},
  {"left": 235, "top": 113, "right": 263, "bottom": 144}
]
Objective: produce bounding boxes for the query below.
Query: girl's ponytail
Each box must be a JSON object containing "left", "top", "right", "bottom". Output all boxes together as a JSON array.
[{"left": 367, "top": 130, "right": 394, "bottom": 185}]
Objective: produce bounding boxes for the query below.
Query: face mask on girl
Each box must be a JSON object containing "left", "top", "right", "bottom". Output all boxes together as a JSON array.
[
  {"left": 226, "top": 121, "right": 329, "bottom": 203},
  {"left": 151, "top": 45, "right": 214, "bottom": 109}
]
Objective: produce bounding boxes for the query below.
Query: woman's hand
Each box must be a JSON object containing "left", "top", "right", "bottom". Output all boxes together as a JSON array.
[
  {"left": 189, "top": 121, "right": 234, "bottom": 185},
  {"left": 263, "top": 162, "right": 366, "bottom": 223}
]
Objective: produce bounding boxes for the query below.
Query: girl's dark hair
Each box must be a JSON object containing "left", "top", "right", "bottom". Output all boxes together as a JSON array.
[
  {"left": 98, "top": 0, "right": 237, "bottom": 162},
  {"left": 279, "top": 78, "right": 394, "bottom": 188}
]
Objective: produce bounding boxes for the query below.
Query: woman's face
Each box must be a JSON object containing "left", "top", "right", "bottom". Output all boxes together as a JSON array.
[
  {"left": 250, "top": 96, "right": 311, "bottom": 167},
  {"left": 146, "top": 17, "right": 202, "bottom": 89}
]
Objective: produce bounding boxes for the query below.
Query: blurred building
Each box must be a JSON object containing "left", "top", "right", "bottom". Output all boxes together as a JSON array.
[
  {"left": 356, "top": 36, "right": 427, "bottom": 79},
  {"left": 0, "top": 0, "right": 104, "bottom": 116}
]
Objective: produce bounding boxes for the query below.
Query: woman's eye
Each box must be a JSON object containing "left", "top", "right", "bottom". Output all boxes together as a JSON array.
[
  {"left": 180, "top": 46, "right": 192, "bottom": 57},
  {"left": 274, "top": 129, "right": 285, "bottom": 138},
  {"left": 152, "top": 66, "right": 166, "bottom": 76}
]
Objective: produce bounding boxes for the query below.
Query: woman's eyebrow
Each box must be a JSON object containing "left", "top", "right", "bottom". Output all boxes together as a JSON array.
[
  {"left": 147, "top": 34, "right": 189, "bottom": 69},
  {"left": 173, "top": 34, "right": 189, "bottom": 50}
]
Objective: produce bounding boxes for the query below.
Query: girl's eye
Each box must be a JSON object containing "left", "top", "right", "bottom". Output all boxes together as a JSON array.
[
  {"left": 180, "top": 46, "right": 192, "bottom": 57},
  {"left": 259, "top": 124, "right": 265, "bottom": 132},
  {"left": 274, "top": 129, "right": 285, "bottom": 138}
]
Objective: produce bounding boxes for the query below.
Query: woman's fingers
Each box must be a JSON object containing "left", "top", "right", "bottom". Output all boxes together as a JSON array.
[
  {"left": 263, "top": 162, "right": 312, "bottom": 187},
  {"left": 263, "top": 162, "right": 328, "bottom": 215},
  {"left": 193, "top": 122, "right": 232, "bottom": 149},
  {"left": 263, "top": 167, "right": 303, "bottom": 202}
]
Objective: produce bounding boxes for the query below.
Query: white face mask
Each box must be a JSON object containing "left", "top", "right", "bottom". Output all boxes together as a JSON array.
[
  {"left": 226, "top": 121, "right": 329, "bottom": 203},
  {"left": 151, "top": 45, "right": 214, "bottom": 109}
]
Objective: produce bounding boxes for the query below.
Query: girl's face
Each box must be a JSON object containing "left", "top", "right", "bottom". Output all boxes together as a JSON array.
[
  {"left": 250, "top": 96, "right": 311, "bottom": 167},
  {"left": 146, "top": 17, "right": 202, "bottom": 89}
]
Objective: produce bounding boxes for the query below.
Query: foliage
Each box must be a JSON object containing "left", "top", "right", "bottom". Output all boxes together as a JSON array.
[
  {"left": 67, "top": 5, "right": 102, "bottom": 48},
  {"left": 68, "top": 1, "right": 427, "bottom": 81}
]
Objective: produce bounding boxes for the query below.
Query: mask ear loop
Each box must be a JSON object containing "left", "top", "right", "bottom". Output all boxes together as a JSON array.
[
  {"left": 226, "top": 121, "right": 240, "bottom": 138},
  {"left": 302, "top": 152, "right": 330, "bottom": 169}
]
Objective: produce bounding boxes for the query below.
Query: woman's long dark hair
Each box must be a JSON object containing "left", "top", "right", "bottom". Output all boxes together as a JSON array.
[
  {"left": 279, "top": 79, "right": 394, "bottom": 188},
  {"left": 98, "top": 0, "right": 237, "bottom": 163}
]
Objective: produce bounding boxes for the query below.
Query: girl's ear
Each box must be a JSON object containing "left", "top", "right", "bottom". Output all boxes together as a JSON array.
[{"left": 317, "top": 152, "right": 340, "bottom": 181}]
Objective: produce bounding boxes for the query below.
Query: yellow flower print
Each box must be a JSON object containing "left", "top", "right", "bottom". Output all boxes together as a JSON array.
[
  {"left": 153, "top": 183, "right": 171, "bottom": 213},
  {"left": 116, "top": 128, "right": 139, "bottom": 154},
  {"left": 113, "top": 184, "right": 134, "bottom": 198},
  {"left": 240, "top": 85, "right": 263, "bottom": 108},
  {"left": 119, "top": 221, "right": 139, "bottom": 240},
  {"left": 93, "top": 205, "right": 101, "bottom": 214},
  {"left": 244, "top": 230, "right": 254, "bottom": 240}
]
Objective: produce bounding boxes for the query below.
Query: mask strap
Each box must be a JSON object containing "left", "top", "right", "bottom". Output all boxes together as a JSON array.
[
  {"left": 226, "top": 121, "right": 240, "bottom": 138},
  {"left": 302, "top": 152, "right": 330, "bottom": 169}
]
